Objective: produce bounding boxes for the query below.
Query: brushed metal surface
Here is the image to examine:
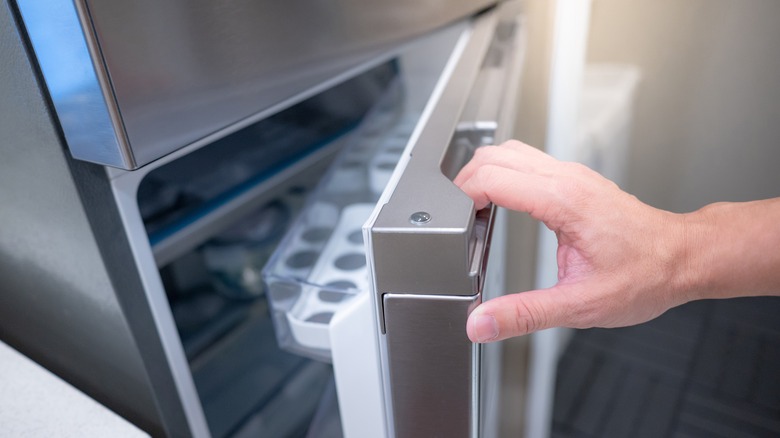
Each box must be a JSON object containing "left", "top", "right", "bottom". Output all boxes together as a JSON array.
[
  {"left": 370, "top": 10, "right": 499, "bottom": 300},
  {"left": 0, "top": 2, "right": 165, "bottom": 433},
  {"left": 16, "top": 0, "right": 496, "bottom": 168},
  {"left": 383, "top": 294, "right": 482, "bottom": 438},
  {"left": 367, "top": 4, "right": 525, "bottom": 436}
]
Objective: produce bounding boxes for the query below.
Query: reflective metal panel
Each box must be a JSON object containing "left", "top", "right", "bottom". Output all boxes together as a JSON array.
[
  {"left": 15, "top": 0, "right": 133, "bottom": 168},
  {"left": 16, "top": 0, "right": 495, "bottom": 169},
  {"left": 383, "top": 294, "right": 482, "bottom": 438},
  {"left": 366, "top": 3, "right": 525, "bottom": 436},
  {"left": 0, "top": 5, "right": 177, "bottom": 434}
]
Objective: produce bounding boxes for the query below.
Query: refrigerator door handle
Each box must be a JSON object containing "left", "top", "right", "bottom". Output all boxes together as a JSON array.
[
  {"left": 370, "top": 7, "right": 498, "bottom": 311},
  {"left": 366, "top": 3, "right": 524, "bottom": 436}
]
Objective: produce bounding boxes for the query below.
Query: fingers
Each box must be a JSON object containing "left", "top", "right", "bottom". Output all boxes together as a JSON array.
[
  {"left": 466, "top": 286, "right": 579, "bottom": 342},
  {"left": 500, "top": 139, "right": 556, "bottom": 161},
  {"left": 453, "top": 141, "right": 554, "bottom": 188},
  {"left": 454, "top": 141, "right": 571, "bottom": 225},
  {"left": 458, "top": 164, "right": 567, "bottom": 227}
]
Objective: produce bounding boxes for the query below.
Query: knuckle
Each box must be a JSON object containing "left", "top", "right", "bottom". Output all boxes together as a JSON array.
[
  {"left": 512, "top": 298, "right": 547, "bottom": 335},
  {"left": 568, "top": 291, "right": 611, "bottom": 329},
  {"left": 502, "top": 139, "right": 524, "bottom": 149},
  {"left": 472, "top": 165, "right": 498, "bottom": 186},
  {"left": 572, "top": 305, "right": 601, "bottom": 329},
  {"left": 564, "top": 161, "right": 591, "bottom": 175},
  {"left": 472, "top": 145, "right": 499, "bottom": 163}
]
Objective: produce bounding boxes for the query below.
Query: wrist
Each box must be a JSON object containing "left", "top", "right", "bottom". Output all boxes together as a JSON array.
[
  {"left": 664, "top": 208, "right": 713, "bottom": 304},
  {"left": 682, "top": 199, "right": 780, "bottom": 298},
  {"left": 672, "top": 202, "right": 743, "bottom": 302}
]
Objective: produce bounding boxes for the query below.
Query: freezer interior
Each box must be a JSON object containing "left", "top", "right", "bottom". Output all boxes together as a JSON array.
[{"left": 134, "top": 21, "right": 465, "bottom": 437}]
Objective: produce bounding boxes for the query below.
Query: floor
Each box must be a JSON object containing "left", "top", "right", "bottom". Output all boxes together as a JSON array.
[{"left": 552, "top": 297, "right": 780, "bottom": 438}]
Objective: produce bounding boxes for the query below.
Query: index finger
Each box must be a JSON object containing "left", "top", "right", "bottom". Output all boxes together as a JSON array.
[
  {"left": 457, "top": 164, "right": 560, "bottom": 225},
  {"left": 453, "top": 141, "right": 554, "bottom": 187}
]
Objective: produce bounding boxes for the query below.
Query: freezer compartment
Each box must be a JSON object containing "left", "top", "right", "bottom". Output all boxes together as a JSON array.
[
  {"left": 130, "top": 61, "right": 402, "bottom": 436},
  {"left": 262, "top": 22, "right": 468, "bottom": 362}
]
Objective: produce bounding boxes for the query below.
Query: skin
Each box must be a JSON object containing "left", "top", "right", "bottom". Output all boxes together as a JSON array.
[{"left": 453, "top": 140, "right": 780, "bottom": 343}]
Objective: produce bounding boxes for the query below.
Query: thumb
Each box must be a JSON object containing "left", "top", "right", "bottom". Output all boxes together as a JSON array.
[{"left": 466, "top": 287, "right": 576, "bottom": 342}]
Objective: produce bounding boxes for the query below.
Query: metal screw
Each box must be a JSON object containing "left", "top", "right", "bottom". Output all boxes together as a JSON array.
[{"left": 409, "top": 211, "right": 431, "bottom": 225}]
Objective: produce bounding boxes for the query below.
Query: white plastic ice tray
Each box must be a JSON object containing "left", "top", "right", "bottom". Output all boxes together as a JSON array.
[{"left": 282, "top": 203, "right": 373, "bottom": 350}]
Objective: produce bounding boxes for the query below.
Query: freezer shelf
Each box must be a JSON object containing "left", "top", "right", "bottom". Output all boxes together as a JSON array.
[{"left": 137, "top": 61, "right": 398, "bottom": 267}]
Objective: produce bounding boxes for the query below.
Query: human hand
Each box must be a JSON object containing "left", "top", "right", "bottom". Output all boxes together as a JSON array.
[{"left": 454, "top": 140, "right": 690, "bottom": 342}]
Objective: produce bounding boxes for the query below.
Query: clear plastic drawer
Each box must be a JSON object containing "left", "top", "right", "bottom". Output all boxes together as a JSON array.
[{"left": 263, "top": 81, "right": 419, "bottom": 361}]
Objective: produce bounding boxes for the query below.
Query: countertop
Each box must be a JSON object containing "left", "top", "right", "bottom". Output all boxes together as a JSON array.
[{"left": 0, "top": 341, "right": 148, "bottom": 437}]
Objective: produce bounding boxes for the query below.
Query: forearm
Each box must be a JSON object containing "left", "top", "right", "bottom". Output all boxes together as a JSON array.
[{"left": 678, "top": 198, "right": 780, "bottom": 300}]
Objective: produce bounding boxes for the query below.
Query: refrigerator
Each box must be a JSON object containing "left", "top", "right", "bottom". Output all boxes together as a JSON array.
[{"left": 1, "top": 0, "right": 526, "bottom": 436}]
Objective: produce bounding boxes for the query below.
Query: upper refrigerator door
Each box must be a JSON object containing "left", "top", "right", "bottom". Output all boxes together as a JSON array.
[
  {"left": 14, "top": 0, "right": 496, "bottom": 169},
  {"left": 365, "top": 2, "right": 525, "bottom": 437}
]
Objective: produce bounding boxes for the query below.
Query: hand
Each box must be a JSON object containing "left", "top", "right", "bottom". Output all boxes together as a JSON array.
[{"left": 454, "top": 140, "right": 690, "bottom": 342}]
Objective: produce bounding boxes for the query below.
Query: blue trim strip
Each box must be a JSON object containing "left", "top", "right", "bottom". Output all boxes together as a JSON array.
[{"left": 147, "top": 124, "right": 356, "bottom": 247}]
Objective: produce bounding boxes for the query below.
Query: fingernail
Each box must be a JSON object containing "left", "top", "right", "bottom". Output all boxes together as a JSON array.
[{"left": 473, "top": 315, "right": 499, "bottom": 343}]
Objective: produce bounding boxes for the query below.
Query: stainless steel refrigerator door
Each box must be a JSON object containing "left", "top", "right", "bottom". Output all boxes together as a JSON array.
[
  {"left": 14, "top": 0, "right": 496, "bottom": 169},
  {"left": 365, "top": 3, "right": 525, "bottom": 437}
]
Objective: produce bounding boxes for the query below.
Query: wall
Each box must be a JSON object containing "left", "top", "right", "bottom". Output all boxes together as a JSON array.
[{"left": 587, "top": 0, "right": 780, "bottom": 212}]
